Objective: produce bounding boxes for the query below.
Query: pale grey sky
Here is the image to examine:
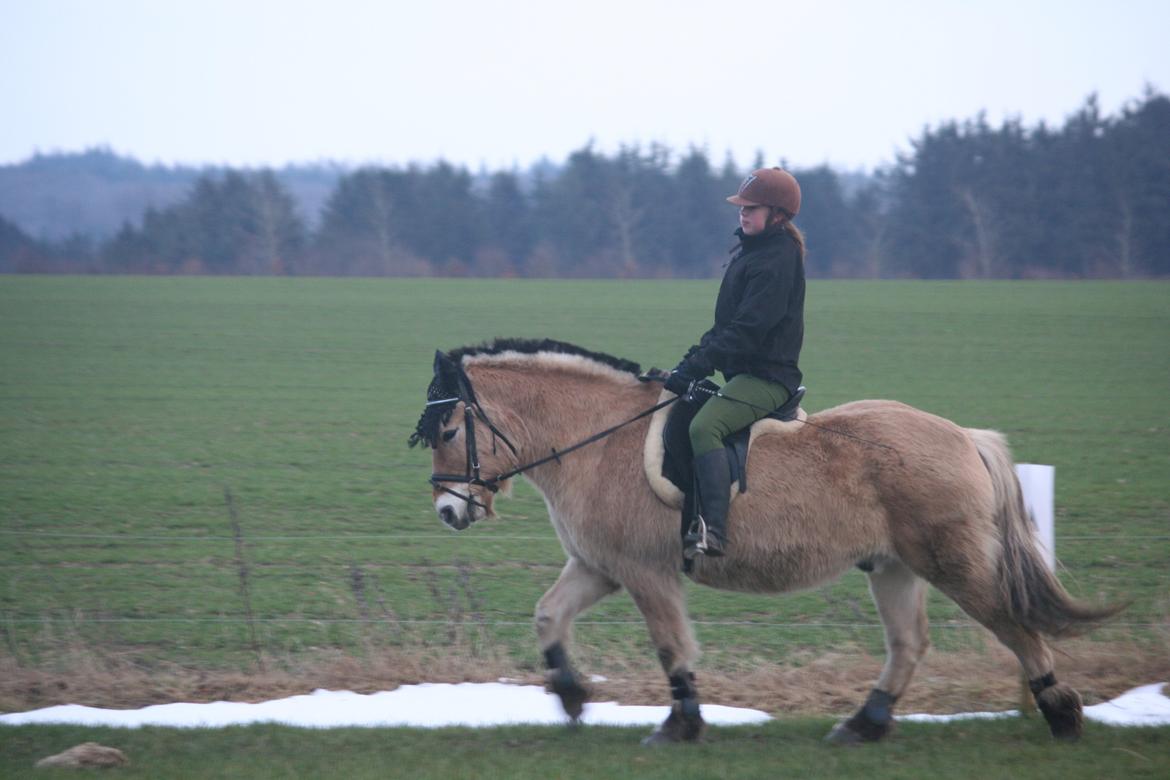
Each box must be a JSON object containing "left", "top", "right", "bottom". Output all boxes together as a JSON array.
[{"left": 2, "top": 0, "right": 1167, "bottom": 171}]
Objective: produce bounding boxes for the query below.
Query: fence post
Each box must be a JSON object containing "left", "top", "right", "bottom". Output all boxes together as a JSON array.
[{"left": 1014, "top": 463, "right": 1054, "bottom": 714}]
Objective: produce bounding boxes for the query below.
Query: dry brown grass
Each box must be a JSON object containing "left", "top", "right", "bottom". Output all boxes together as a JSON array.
[{"left": 3, "top": 638, "right": 1167, "bottom": 717}]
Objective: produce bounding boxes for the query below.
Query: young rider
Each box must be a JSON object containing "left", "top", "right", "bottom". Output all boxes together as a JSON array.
[{"left": 665, "top": 167, "right": 806, "bottom": 558}]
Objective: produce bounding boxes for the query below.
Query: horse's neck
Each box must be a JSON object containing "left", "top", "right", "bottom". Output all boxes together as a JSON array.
[{"left": 470, "top": 363, "right": 648, "bottom": 487}]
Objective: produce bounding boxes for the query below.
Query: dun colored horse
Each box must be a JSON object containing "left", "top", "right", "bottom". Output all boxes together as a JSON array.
[{"left": 410, "top": 338, "right": 1120, "bottom": 744}]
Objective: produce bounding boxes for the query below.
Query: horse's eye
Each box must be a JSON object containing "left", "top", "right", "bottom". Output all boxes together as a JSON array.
[{"left": 441, "top": 429, "right": 458, "bottom": 443}]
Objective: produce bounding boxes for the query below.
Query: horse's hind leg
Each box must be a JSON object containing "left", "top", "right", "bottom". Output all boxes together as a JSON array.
[
  {"left": 934, "top": 580, "right": 1081, "bottom": 740},
  {"left": 827, "top": 558, "right": 929, "bottom": 744},
  {"left": 535, "top": 557, "right": 620, "bottom": 721},
  {"left": 625, "top": 574, "right": 705, "bottom": 745}
]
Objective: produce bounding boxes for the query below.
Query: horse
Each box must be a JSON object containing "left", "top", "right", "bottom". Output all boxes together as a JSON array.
[{"left": 409, "top": 338, "right": 1122, "bottom": 744}]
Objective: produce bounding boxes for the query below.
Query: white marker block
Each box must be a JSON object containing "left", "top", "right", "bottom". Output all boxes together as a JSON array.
[{"left": 1015, "top": 464, "right": 1055, "bottom": 570}]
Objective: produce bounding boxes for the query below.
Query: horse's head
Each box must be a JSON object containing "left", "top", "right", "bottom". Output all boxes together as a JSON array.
[{"left": 409, "top": 350, "right": 515, "bottom": 531}]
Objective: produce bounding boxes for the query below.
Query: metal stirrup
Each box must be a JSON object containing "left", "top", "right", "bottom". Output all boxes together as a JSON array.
[{"left": 683, "top": 516, "right": 709, "bottom": 559}]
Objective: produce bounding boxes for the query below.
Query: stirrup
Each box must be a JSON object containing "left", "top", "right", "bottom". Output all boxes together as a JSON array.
[
  {"left": 683, "top": 517, "right": 724, "bottom": 559},
  {"left": 683, "top": 517, "right": 707, "bottom": 560}
]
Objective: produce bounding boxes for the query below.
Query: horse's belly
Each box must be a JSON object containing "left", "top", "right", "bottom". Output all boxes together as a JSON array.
[{"left": 688, "top": 550, "right": 854, "bottom": 594}]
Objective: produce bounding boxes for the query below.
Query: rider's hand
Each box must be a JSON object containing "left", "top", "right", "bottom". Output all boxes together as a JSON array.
[
  {"left": 679, "top": 352, "right": 713, "bottom": 379},
  {"left": 664, "top": 369, "right": 693, "bottom": 396}
]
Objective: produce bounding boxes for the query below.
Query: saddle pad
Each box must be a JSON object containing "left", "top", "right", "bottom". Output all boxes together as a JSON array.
[{"left": 642, "top": 389, "right": 806, "bottom": 509}]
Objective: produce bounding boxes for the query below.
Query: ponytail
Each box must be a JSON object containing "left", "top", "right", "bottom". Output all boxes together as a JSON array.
[
  {"left": 782, "top": 220, "right": 806, "bottom": 262},
  {"left": 769, "top": 207, "right": 806, "bottom": 262}
]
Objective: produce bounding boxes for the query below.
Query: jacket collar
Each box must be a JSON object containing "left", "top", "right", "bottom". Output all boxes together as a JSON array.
[{"left": 733, "top": 225, "right": 786, "bottom": 254}]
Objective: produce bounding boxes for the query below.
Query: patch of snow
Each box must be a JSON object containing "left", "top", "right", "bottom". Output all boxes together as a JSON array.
[
  {"left": 901, "top": 709, "right": 1019, "bottom": 723},
  {"left": 0, "top": 683, "right": 768, "bottom": 729},
  {"left": 901, "top": 682, "right": 1170, "bottom": 726},
  {"left": 1083, "top": 683, "right": 1170, "bottom": 727},
  {"left": 1, "top": 681, "right": 1166, "bottom": 730}
]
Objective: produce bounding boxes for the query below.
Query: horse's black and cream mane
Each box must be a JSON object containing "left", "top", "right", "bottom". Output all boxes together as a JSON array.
[{"left": 408, "top": 338, "right": 642, "bottom": 449}]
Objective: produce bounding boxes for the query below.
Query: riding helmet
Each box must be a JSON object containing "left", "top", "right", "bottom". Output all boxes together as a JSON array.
[{"left": 727, "top": 167, "right": 801, "bottom": 218}]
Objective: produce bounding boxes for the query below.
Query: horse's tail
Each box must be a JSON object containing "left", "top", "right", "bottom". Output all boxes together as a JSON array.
[{"left": 967, "top": 428, "right": 1125, "bottom": 638}]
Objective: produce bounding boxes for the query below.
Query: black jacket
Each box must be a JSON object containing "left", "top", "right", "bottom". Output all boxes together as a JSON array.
[{"left": 681, "top": 226, "right": 805, "bottom": 393}]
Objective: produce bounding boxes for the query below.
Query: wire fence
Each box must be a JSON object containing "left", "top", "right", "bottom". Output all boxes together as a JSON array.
[
  {"left": 5, "top": 529, "right": 1170, "bottom": 542},
  {"left": 2, "top": 526, "right": 1163, "bottom": 655},
  {"left": 2, "top": 616, "right": 1164, "bottom": 629}
]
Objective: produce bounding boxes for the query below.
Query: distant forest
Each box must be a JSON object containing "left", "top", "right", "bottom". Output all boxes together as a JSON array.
[{"left": 2, "top": 89, "right": 1167, "bottom": 279}]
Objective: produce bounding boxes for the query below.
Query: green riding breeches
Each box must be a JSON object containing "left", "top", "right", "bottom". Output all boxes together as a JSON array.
[{"left": 688, "top": 374, "right": 791, "bottom": 457}]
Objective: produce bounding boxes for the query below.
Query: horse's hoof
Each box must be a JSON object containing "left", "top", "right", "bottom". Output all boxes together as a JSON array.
[
  {"left": 641, "top": 729, "right": 678, "bottom": 747},
  {"left": 548, "top": 669, "right": 589, "bottom": 721},
  {"left": 642, "top": 699, "right": 706, "bottom": 745},
  {"left": 824, "top": 717, "right": 895, "bottom": 746},
  {"left": 1036, "top": 682, "right": 1083, "bottom": 741},
  {"left": 824, "top": 721, "right": 864, "bottom": 745}
]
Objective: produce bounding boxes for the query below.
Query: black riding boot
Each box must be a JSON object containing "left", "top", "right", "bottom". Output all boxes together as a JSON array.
[{"left": 684, "top": 449, "right": 730, "bottom": 558}]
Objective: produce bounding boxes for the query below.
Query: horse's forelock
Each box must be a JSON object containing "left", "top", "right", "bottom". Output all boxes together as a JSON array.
[{"left": 408, "top": 372, "right": 459, "bottom": 449}]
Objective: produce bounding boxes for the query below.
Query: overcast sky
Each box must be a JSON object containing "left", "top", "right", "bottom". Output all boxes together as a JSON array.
[{"left": 2, "top": 0, "right": 1167, "bottom": 172}]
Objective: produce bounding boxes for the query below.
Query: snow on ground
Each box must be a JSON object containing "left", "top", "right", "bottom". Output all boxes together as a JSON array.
[
  {"left": 1, "top": 682, "right": 1167, "bottom": 730},
  {"left": 902, "top": 683, "right": 1170, "bottom": 727}
]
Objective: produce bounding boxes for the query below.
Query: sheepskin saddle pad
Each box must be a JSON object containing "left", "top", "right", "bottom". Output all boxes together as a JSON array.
[{"left": 642, "top": 384, "right": 806, "bottom": 510}]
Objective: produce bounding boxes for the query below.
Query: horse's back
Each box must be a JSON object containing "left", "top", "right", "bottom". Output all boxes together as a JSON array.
[
  {"left": 708, "top": 397, "right": 996, "bottom": 585},
  {"left": 808, "top": 399, "right": 978, "bottom": 454}
]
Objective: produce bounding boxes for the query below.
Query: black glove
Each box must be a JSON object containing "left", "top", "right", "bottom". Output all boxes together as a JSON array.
[
  {"left": 678, "top": 351, "right": 714, "bottom": 380},
  {"left": 664, "top": 368, "right": 694, "bottom": 396}
]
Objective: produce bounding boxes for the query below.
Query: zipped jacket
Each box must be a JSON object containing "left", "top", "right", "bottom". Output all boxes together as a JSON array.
[{"left": 681, "top": 226, "right": 805, "bottom": 394}]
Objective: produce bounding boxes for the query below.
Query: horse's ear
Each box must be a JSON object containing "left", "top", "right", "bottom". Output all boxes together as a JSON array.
[
  {"left": 434, "top": 351, "right": 457, "bottom": 382},
  {"left": 433, "top": 350, "right": 463, "bottom": 397}
]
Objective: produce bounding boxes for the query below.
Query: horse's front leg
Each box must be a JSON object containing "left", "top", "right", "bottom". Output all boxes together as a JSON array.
[
  {"left": 535, "top": 557, "right": 620, "bottom": 722},
  {"left": 626, "top": 573, "right": 706, "bottom": 745}
]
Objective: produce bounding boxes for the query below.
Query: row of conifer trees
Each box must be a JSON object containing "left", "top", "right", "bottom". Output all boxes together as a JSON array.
[{"left": 3, "top": 90, "right": 1167, "bottom": 278}]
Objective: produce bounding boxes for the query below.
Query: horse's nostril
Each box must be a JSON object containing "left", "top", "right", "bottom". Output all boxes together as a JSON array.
[{"left": 440, "top": 505, "right": 458, "bottom": 526}]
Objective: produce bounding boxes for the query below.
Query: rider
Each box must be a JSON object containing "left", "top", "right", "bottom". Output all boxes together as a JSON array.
[{"left": 665, "top": 167, "right": 806, "bottom": 558}]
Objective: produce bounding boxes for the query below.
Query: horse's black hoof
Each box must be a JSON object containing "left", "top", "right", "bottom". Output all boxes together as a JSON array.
[
  {"left": 824, "top": 721, "right": 862, "bottom": 745},
  {"left": 826, "top": 689, "right": 896, "bottom": 745},
  {"left": 1036, "top": 683, "right": 1083, "bottom": 741},
  {"left": 824, "top": 717, "right": 895, "bottom": 745},
  {"left": 642, "top": 699, "right": 706, "bottom": 745},
  {"left": 641, "top": 729, "right": 677, "bottom": 746},
  {"left": 548, "top": 668, "right": 589, "bottom": 721}
]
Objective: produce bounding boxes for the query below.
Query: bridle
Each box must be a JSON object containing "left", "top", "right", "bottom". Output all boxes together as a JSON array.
[
  {"left": 427, "top": 388, "right": 519, "bottom": 511},
  {"left": 427, "top": 374, "right": 680, "bottom": 511}
]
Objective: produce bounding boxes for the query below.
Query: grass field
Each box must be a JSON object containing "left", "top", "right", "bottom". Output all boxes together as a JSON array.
[
  {"left": 3, "top": 718, "right": 1170, "bottom": 779},
  {"left": 1, "top": 276, "right": 1168, "bottom": 721}
]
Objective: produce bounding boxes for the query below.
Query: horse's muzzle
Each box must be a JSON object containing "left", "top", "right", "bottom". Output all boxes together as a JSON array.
[
  {"left": 439, "top": 503, "right": 471, "bottom": 530},
  {"left": 435, "top": 492, "right": 480, "bottom": 530}
]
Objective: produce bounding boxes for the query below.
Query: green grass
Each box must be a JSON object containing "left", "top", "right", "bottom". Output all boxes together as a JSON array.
[
  {"left": 1, "top": 277, "right": 1168, "bottom": 682},
  {"left": 2, "top": 719, "right": 1169, "bottom": 779}
]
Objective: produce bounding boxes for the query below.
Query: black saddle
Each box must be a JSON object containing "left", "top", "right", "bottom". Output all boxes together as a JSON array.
[{"left": 661, "top": 381, "right": 806, "bottom": 496}]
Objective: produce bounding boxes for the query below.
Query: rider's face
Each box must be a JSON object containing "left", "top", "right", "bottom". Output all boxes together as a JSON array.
[{"left": 739, "top": 204, "right": 771, "bottom": 235}]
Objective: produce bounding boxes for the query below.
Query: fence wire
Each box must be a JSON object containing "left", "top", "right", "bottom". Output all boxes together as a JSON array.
[{"left": 4, "top": 529, "right": 1168, "bottom": 543}]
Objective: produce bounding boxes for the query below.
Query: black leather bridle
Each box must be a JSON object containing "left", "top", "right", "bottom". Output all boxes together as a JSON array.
[{"left": 427, "top": 390, "right": 519, "bottom": 511}]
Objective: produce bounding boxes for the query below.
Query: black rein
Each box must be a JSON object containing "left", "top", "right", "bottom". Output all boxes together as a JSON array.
[{"left": 429, "top": 386, "right": 680, "bottom": 509}]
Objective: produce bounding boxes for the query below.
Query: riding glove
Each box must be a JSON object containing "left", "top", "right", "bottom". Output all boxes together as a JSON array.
[{"left": 664, "top": 369, "right": 694, "bottom": 396}]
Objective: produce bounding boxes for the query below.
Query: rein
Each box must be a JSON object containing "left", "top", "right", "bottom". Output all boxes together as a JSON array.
[{"left": 429, "top": 381, "right": 681, "bottom": 508}]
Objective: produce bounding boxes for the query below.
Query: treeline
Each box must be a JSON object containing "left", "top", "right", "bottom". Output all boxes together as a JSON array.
[{"left": 3, "top": 90, "right": 1167, "bottom": 278}]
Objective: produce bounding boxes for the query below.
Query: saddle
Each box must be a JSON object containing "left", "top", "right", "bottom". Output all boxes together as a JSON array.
[{"left": 642, "top": 382, "right": 807, "bottom": 510}]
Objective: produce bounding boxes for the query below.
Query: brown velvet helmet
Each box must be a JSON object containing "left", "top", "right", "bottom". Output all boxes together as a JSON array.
[{"left": 726, "top": 167, "right": 801, "bottom": 218}]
